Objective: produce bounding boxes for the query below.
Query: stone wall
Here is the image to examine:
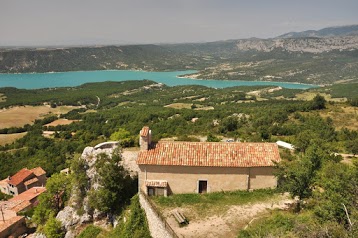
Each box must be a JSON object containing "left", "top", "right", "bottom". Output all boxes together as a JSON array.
[
  {"left": 139, "top": 165, "right": 278, "bottom": 195},
  {"left": 139, "top": 193, "right": 176, "bottom": 238}
]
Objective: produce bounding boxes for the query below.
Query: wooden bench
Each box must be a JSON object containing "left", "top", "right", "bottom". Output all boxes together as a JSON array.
[{"left": 172, "top": 210, "right": 189, "bottom": 226}]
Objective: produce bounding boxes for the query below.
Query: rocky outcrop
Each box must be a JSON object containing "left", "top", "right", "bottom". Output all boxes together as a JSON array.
[
  {"left": 236, "top": 36, "right": 358, "bottom": 53},
  {"left": 56, "top": 206, "right": 81, "bottom": 231},
  {"left": 31, "top": 233, "right": 47, "bottom": 238},
  {"left": 55, "top": 143, "right": 119, "bottom": 237}
]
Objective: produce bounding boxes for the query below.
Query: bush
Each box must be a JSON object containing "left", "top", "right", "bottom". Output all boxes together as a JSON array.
[
  {"left": 43, "top": 214, "right": 65, "bottom": 238},
  {"left": 77, "top": 225, "right": 102, "bottom": 238},
  {"left": 112, "top": 194, "right": 151, "bottom": 238}
]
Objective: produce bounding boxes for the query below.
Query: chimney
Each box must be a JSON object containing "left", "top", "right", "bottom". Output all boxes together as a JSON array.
[
  {"left": 139, "top": 126, "right": 152, "bottom": 151},
  {"left": 7, "top": 176, "right": 10, "bottom": 181}
]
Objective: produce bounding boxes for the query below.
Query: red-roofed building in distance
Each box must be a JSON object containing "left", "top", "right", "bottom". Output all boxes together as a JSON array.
[
  {"left": 0, "top": 167, "right": 46, "bottom": 196},
  {"left": 137, "top": 127, "right": 281, "bottom": 196},
  {"left": 0, "top": 187, "right": 46, "bottom": 237}
]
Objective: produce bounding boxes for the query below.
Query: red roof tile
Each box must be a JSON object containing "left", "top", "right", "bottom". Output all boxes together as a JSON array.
[
  {"left": 7, "top": 168, "right": 34, "bottom": 186},
  {"left": 9, "top": 187, "right": 46, "bottom": 203},
  {"left": 30, "top": 167, "right": 46, "bottom": 176},
  {"left": 24, "top": 177, "right": 39, "bottom": 186},
  {"left": 140, "top": 126, "right": 150, "bottom": 137},
  {"left": 5, "top": 200, "right": 32, "bottom": 213},
  {"left": 137, "top": 142, "right": 281, "bottom": 167},
  {"left": 0, "top": 215, "right": 24, "bottom": 231}
]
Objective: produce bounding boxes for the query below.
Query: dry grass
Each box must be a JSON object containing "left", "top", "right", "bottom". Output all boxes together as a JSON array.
[
  {"left": 81, "top": 109, "right": 97, "bottom": 114},
  {"left": 44, "top": 119, "right": 80, "bottom": 127},
  {"left": 0, "top": 105, "right": 80, "bottom": 129},
  {"left": 0, "top": 132, "right": 27, "bottom": 146},
  {"left": 165, "top": 103, "right": 193, "bottom": 109},
  {"left": 152, "top": 190, "right": 290, "bottom": 238},
  {"left": 295, "top": 92, "right": 347, "bottom": 102},
  {"left": 194, "top": 106, "right": 215, "bottom": 111},
  {"left": 319, "top": 105, "right": 358, "bottom": 130}
]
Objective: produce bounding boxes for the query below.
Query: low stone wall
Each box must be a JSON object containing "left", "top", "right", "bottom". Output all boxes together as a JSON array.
[{"left": 139, "top": 192, "right": 178, "bottom": 238}]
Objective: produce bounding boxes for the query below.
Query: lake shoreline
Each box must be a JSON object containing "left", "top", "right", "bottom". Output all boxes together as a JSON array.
[
  {"left": 0, "top": 70, "right": 318, "bottom": 90},
  {"left": 176, "top": 75, "right": 321, "bottom": 88}
]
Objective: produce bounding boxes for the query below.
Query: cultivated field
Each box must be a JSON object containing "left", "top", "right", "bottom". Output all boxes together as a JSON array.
[
  {"left": 0, "top": 105, "right": 80, "bottom": 129},
  {"left": 0, "top": 132, "right": 27, "bottom": 146},
  {"left": 44, "top": 118, "right": 80, "bottom": 127},
  {"left": 295, "top": 92, "right": 347, "bottom": 102},
  {"left": 165, "top": 103, "right": 193, "bottom": 109}
]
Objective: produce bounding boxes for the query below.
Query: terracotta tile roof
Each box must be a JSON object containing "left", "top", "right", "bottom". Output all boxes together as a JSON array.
[
  {"left": 140, "top": 126, "right": 150, "bottom": 137},
  {"left": 145, "top": 180, "right": 168, "bottom": 187},
  {"left": 0, "top": 200, "right": 24, "bottom": 211},
  {"left": 24, "top": 177, "right": 39, "bottom": 186},
  {"left": 0, "top": 215, "right": 25, "bottom": 231},
  {"left": 30, "top": 167, "right": 46, "bottom": 176},
  {"left": 137, "top": 142, "right": 281, "bottom": 167},
  {"left": 7, "top": 168, "right": 34, "bottom": 186},
  {"left": 9, "top": 187, "right": 46, "bottom": 203},
  {"left": 6, "top": 200, "right": 32, "bottom": 213}
]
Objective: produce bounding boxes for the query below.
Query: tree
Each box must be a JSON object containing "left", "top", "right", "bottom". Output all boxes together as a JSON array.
[
  {"left": 71, "top": 156, "right": 89, "bottom": 209},
  {"left": 113, "top": 195, "right": 151, "bottom": 238},
  {"left": 43, "top": 213, "right": 65, "bottom": 238},
  {"left": 280, "top": 158, "right": 314, "bottom": 210},
  {"left": 33, "top": 173, "right": 71, "bottom": 225},
  {"left": 310, "top": 94, "right": 326, "bottom": 110},
  {"left": 110, "top": 128, "right": 134, "bottom": 147},
  {"left": 276, "top": 150, "right": 320, "bottom": 211},
  {"left": 314, "top": 162, "right": 358, "bottom": 226},
  {"left": 88, "top": 149, "right": 137, "bottom": 215},
  {"left": 207, "top": 133, "right": 220, "bottom": 142},
  {"left": 346, "top": 139, "right": 358, "bottom": 156},
  {"left": 219, "top": 116, "right": 239, "bottom": 133},
  {"left": 295, "top": 130, "right": 314, "bottom": 152}
]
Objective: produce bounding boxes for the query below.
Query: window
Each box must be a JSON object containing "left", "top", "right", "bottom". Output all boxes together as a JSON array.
[
  {"left": 148, "top": 187, "right": 155, "bottom": 196},
  {"left": 147, "top": 187, "right": 165, "bottom": 196},
  {"left": 198, "top": 180, "right": 207, "bottom": 194}
]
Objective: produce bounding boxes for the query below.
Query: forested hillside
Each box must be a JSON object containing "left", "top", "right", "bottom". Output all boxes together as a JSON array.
[{"left": 0, "top": 79, "right": 357, "bottom": 237}]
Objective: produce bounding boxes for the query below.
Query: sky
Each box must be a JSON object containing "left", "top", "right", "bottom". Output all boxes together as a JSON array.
[{"left": 1, "top": 0, "right": 357, "bottom": 46}]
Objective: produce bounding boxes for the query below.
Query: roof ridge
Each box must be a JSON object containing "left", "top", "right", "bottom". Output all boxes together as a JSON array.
[{"left": 137, "top": 142, "right": 280, "bottom": 167}]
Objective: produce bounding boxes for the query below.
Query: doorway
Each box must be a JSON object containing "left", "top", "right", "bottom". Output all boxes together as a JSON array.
[{"left": 198, "top": 180, "right": 207, "bottom": 194}]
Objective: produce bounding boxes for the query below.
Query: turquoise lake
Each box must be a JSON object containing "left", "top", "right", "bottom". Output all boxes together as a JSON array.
[{"left": 0, "top": 70, "right": 317, "bottom": 89}]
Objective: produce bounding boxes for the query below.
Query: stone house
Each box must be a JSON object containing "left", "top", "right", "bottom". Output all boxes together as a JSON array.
[
  {"left": 0, "top": 167, "right": 46, "bottom": 196},
  {"left": 136, "top": 127, "right": 281, "bottom": 196}
]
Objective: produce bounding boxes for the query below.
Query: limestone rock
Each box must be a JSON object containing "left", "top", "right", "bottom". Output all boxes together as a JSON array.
[
  {"left": 64, "top": 230, "right": 76, "bottom": 238},
  {"left": 56, "top": 206, "right": 80, "bottom": 230},
  {"left": 32, "top": 233, "right": 47, "bottom": 238}
]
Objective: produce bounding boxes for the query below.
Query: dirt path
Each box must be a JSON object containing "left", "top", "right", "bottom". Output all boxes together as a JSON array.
[{"left": 165, "top": 195, "right": 292, "bottom": 238}]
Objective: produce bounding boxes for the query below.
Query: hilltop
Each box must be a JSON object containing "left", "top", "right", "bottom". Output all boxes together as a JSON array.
[
  {"left": 1, "top": 25, "right": 358, "bottom": 85},
  {"left": 278, "top": 24, "right": 358, "bottom": 38}
]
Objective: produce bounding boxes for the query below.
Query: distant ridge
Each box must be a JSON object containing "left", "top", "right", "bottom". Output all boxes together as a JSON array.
[{"left": 277, "top": 25, "right": 358, "bottom": 38}]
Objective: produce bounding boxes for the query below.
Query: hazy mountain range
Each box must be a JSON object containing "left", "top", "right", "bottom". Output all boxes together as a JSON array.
[
  {"left": 277, "top": 25, "right": 358, "bottom": 38},
  {"left": 1, "top": 25, "right": 358, "bottom": 85}
]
